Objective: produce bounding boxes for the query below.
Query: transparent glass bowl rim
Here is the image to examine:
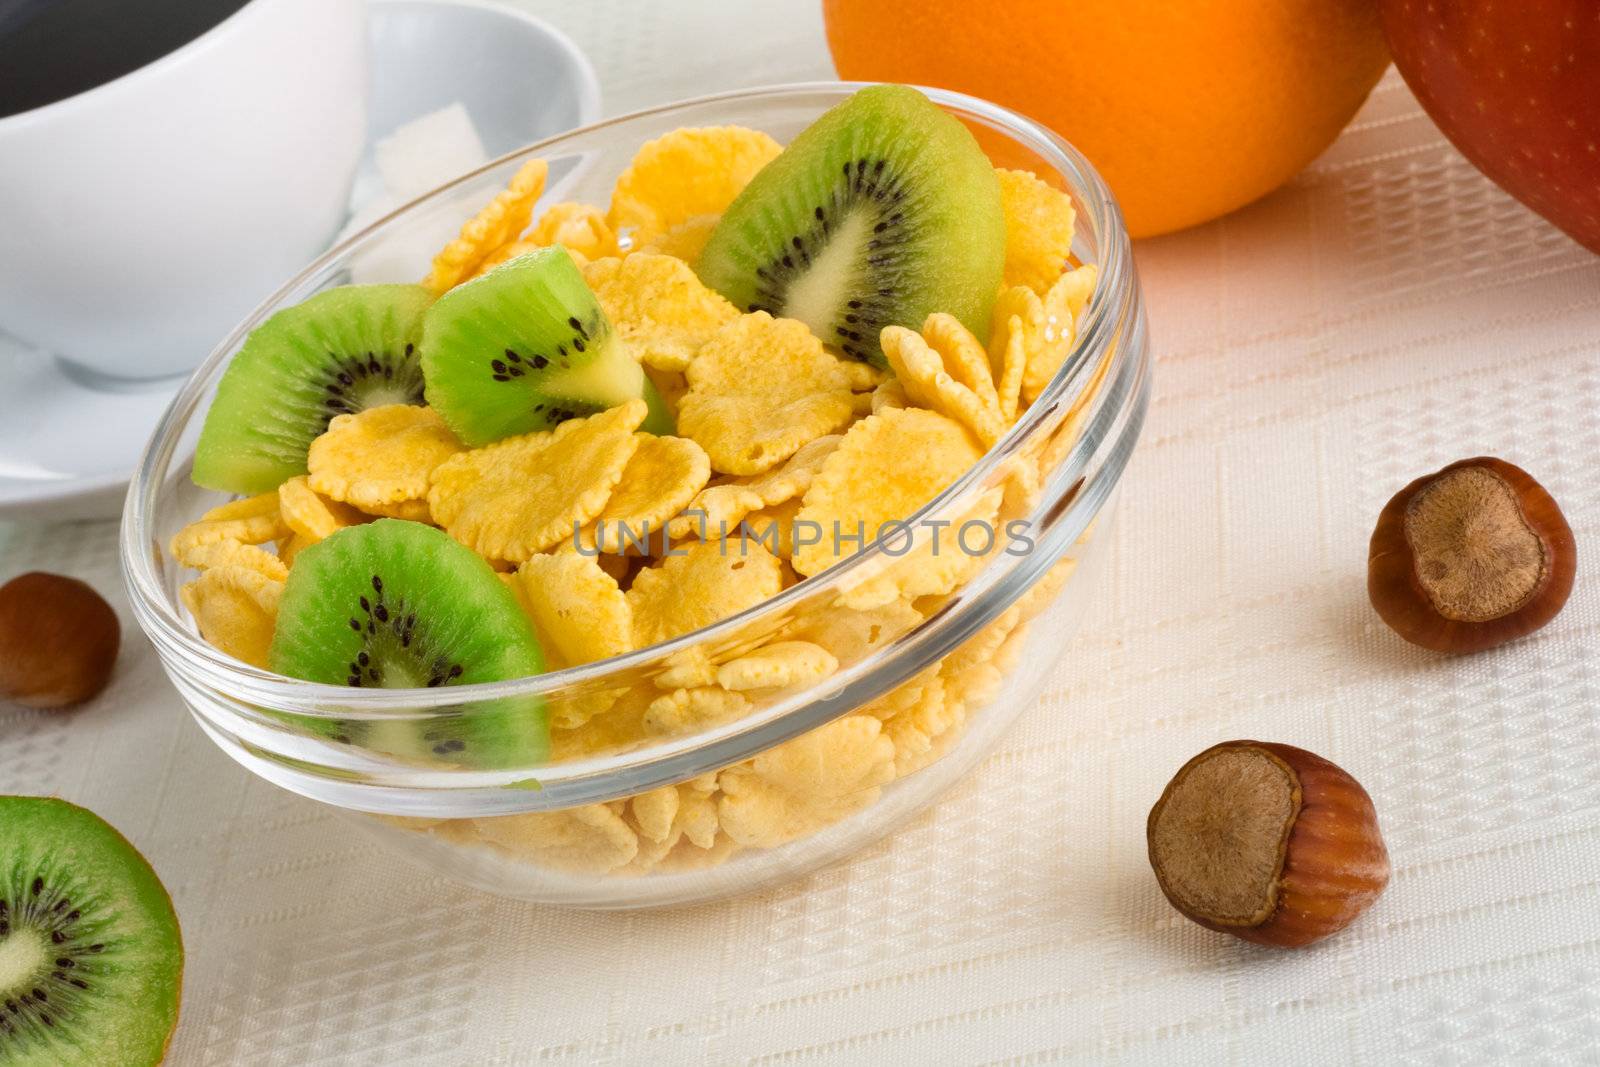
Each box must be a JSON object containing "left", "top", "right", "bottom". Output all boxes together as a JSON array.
[{"left": 122, "top": 81, "right": 1137, "bottom": 730}]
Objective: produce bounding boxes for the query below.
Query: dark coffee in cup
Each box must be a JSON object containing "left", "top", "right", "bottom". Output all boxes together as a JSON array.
[{"left": 0, "top": 0, "right": 253, "bottom": 119}]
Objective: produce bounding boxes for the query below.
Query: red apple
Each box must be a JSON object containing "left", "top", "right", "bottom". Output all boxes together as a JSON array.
[{"left": 1379, "top": 0, "right": 1600, "bottom": 253}]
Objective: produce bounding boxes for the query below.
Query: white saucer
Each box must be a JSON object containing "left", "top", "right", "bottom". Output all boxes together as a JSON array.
[{"left": 0, "top": 0, "right": 599, "bottom": 523}]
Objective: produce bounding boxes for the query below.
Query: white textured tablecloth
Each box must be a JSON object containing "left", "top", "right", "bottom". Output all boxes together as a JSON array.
[{"left": 5, "top": 2, "right": 1600, "bottom": 1063}]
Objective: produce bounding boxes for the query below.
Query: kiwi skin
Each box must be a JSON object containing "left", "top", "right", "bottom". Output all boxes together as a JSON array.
[
  {"left": 0, "top": 795, "right": 183, "bottom": 1067},
  {"left": 696, "top": 84, "right": 1005, "bottom": 367}
]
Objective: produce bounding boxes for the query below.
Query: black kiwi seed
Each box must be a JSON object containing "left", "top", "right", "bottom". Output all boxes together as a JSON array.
[
  {"left": 481, "top": 312, "right": 602, "bottom": 411},
  {"left": 739, "top": 156, "right": 913, "bottom": 363},
  {"left": 337, "top": 570, "right": 468, "bottom": 691},
  {"left": 321, "top": 345, "right": 422, "bottom": 416}
]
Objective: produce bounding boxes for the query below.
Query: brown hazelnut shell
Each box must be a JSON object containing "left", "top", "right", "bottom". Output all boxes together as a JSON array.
[
  {"left": 0, "top": 571, "right": 121, "bottom": 708},
  {"left": 1368, "top": 457, "right": 1575, "bottom": 653},
  {"left": 1147, "top": 741, "right": 1391, "bottom": 949}
]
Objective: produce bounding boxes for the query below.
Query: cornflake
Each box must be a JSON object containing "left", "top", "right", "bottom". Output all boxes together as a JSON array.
[
  {"left": 584, "top": 434, "right": 710, "bottom": 552},
  {"left": 515, "top": 550, "right": 633, "bottom": 668},
  {"left": 277, "top": 476, "right": 366, "bottom": 542},
  {"left": 881, "top": 314, "right": 1005, "bottom": 447},
  {"left": 170, "top": 491, "right": 287, "bottom": 556},
  {"left": 740, "top": 496, "right": 804, "bottom": 559},
  {"left": 307, "top": 405, "right": 463, "bottom": 509},
  {"left": 668, "top": 433, "right": 842, "bottom": 540},
  {"left": 651, "top": 646, "right": 718, "bottom": 690},
  {"left": 987, "top": 285, "right": 1039, "bottom": 424},
  {"left": 672, "top": 774, "right": 722, "bottom": 849},
  {"left": 180, "top": 565, "right": 283, "bottom": 668},
  {"left": 678, "top": 312, "right": 854, "bottom": 475},
  {"left": 637, "top": 214, "right": 719, "bottom": 263},
  {"left": 1022, "top": 264, "right": 1098, "bottom": 403},
  {"left": 357, "top": 498, "right": 432, "bottom": 523},
  {"left": 474, "top": 804, "right": 638, "bottom": 874},
  {"left": 644, "top": 685, "right": 751, "bottom": 736},
  {"left": 792, "top": 407, "right": 982, "bottom": 579},
  {"left": 880, "top": 673, "right": 962, "bottom": 775},
  {"left": 859, "top": 663, "right": 941, "bottom": 722},
  {"left": 623, "top": 774, "right": 723, "bottom": 870},
  {"left": 997, "top": 167, "right": 1076, "bottom": 294},
  {"left": 717, "top": 715, "right": 895, "bottom": 848},
  {"left": 715, "top": 640, "right": 837, "bottom": 692},
  {"left": 427, "top": 399, "right": 646, "bottom": 562},
  {"left": 627, "top": 539, "right": 783, "bottom": 647},
  {"left": 546, "top": 681, "right": 648, "bottom": 739},
  {"left": 870, "top": 377, "right": 908, "bottom": 414},
  {"left": 582, "top": 254, "right": 739, "bottom": 373},
  {"left": 608, "top": 126, "right": 781, "bottom": 246},
  {"left": 836, "top": 484, "right": 1003, "bottom": 611},
  {"left": 277, "top": 533, "right": 315, "bottom": 568},
  {"left": 528, "top": 201, "right": 618, "bottom": 262},
  {"left": 200, "top": 491, "right": 281, "bottom": 523},
  {"left": 424, "top": 158, "right": 549, "bottom": 293},
  {"left": 173, "top": 538, "right": 289, "bottom": 583},
  {"left": 841, "top": 360, "right": 888, "bottom": 392},
  {"left": 628, "top": 785, "right": 680, "bottom": 843},
  {"left": 466, "top": 239, "right": 544, "bottom": 282}
]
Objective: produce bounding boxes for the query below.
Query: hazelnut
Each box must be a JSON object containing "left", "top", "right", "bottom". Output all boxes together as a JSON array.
[
  {"left": 1368, "top": 457, "right": 1575, "bottom": 653},
  {"left": 0, "top": 571, "right": 121, "bottom": 709},
  {"left": 1147, "top": 741, "right": 1390, "bottom": 948}
]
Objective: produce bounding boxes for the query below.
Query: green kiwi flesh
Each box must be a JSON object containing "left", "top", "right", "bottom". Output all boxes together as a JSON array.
[
  {"left": 269, "top": 519, "right": 548, "bottom": 767},
  {"left": 192, "top": 284, "right": 434, "bottom": 495},
  {"left": 696, "top": 85, "right": 1005, "bottom": 367},
  {"left": 421, "top": 246, "right": 671, "bottom": 447},
  {"left": 0, "top": 796, "right": 182, "bottom": 1067}
]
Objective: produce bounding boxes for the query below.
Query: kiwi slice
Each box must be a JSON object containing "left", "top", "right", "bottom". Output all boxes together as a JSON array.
[
  {"left": 269, "top": 519, "right": 548, "bottom": 767},
  {"left": 0, "top": 796, "right": 182, "bottom": 1067},
  {"left": 421, "top": 246, "right": 672, "bottom": 447},
  {"left": 696, "top": 85, "right": 1005, "bottom": 367},
  {"left": 192, "top": 284, "right": 433, "bottom": 495}
]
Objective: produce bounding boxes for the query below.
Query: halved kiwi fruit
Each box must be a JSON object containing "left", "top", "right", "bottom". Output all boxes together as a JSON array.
[
  {"left": 696, "top": 84, "right": 1006, "bottom": 367},
  {"left": 0, "top": 796, "right": 182, "bottom": 1067},
  {"left": 421, "top": 246, "right": 671, "bottom": 447},
  {"left": 192, "top": 284, "right": 434, "bottom": 495},
  {"left": 269, "top": 519, "right": 548, "bottom": 767}
]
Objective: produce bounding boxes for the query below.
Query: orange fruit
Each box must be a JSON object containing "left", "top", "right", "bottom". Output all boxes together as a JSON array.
[{"left": 824, "top": 0, "right": 1390, "bottom": 238}]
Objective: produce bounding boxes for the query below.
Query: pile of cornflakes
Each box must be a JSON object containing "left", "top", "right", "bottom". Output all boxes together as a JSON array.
[{"left": 172, "top": 125, "right": 1102, "bottom": 877}]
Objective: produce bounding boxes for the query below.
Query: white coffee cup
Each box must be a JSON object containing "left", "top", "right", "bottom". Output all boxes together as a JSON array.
[{"left": 0, "top": 0, "right": 368, "bottom": 380}]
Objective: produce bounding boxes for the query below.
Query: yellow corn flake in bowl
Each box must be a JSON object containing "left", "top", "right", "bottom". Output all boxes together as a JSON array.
[
  {"left": 180, "top": 565, "right": 283, "bottom": 669},
  {"left": 607, "top": 126, "right": 782, "bottom": 247},
  {"left": 424, "top": 157, "right": 549, "bottom": 294},
  {"left": 677, "top": 312, "right": 854, "bottom": 476},
  {"left": 581, "top": 254, "right": 740, "bottom": 373},
  {"left": 881, "top": 314, "right": 1006, "bottom": 448},
  {"left": 627, "top": 539, "right": 784, "bottom": 648},
  {"left": 514, "top": 550, "right": 634, "bottom": 668},
  {"left": 427, "top": 399, "right": 647, "bottom": 562},
  {"left": 792, "top": 407, "right": 982, "bottom": 580},
  {"left": 717, "top": 715, "right": 896, "bottom": 849},
  {"left": 277, "top": 476, "right": 368, "bottom": 543},
  {"left": 997, "top": 167, "right": 1076, "bottom": 295},
  {"left": 307, "top": 404, "right": 464, "bottom": 510}
]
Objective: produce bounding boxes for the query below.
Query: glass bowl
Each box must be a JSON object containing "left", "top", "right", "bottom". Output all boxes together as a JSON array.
[{"left": 121, "top": 82, "right": 1150, "bottom": 908}]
